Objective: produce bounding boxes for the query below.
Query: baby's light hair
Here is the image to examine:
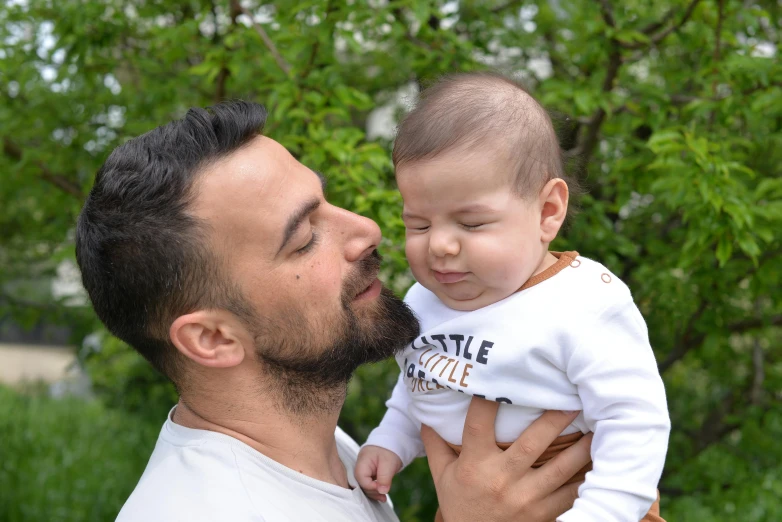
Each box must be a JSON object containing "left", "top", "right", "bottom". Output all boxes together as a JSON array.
[{"left": 393, "top": 72, "right": 572, "bottom": 200}]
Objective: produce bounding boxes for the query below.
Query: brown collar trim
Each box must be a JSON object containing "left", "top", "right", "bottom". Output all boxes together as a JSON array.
[{"left": 518, "top": 251, "right": 579, "bottom": 292}]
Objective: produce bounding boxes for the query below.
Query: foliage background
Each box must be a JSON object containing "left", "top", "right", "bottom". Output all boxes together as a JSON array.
[{"left": 1, "top": 0, "right": 780, "bottom": 520}]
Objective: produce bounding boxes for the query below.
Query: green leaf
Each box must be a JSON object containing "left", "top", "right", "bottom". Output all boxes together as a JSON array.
[
  {"left": 615, "top": 29, "right": 651, "bottom": 45},
  {"left": 716, "top": 235, "right": 733, "bottom": 266}
]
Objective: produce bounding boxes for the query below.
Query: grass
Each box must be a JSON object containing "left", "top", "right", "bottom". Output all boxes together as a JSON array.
[{"left": 0, "top": 385, "right": 160, "bottom": 522}]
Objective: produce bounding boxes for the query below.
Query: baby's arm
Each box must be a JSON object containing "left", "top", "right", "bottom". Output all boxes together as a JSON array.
[
  {"left": 356, "top": 374, "right": 425, "bottom": 499},
  {"left": 560, "top": 300, "right": 671, "bottom": 522},
  {"left": 363, "top": 373, "right": 426, "bottom": 464}
]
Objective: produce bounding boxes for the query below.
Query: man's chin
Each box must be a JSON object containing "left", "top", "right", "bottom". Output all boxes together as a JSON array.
[
  {"left": 257, "top": 283, "right": 419, "bottom": 413},
  {"left": 367, "top": 287, "right": 420, "bottom": 348}
]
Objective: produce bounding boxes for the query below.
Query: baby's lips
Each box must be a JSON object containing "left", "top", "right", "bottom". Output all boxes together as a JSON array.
[{"left": 432, "top": 270, "right": 469, "bottom": 284}]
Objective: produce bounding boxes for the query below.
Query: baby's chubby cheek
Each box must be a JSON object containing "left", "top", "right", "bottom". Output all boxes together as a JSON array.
[
  {"left": 496, "top": 259, "right": 526, "bottom": 284},
  {"left": 404, "top": 240, "right": 428, "bottom": 272},
  {"left": 472, "top": 244, "right": 514, "bottom": 276},
  {"left": 476, "top": 252, "right": 533, "bottom": 297}
]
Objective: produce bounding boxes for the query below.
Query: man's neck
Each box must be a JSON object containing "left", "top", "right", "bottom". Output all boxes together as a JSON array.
[{"left": 172, "top": 386, "right": 351, "bottom": 488}]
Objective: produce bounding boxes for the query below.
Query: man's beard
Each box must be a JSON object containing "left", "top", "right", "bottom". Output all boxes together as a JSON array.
[{"left": 253, "top": 252, "right": 420, "bottom": 414}]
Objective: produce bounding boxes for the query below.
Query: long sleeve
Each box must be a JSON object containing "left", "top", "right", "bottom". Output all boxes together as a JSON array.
[
  {"left": 558, "top": 300, "right": 671, "bottom": 522},
  {"left": 363, "top": 373, "right": 425, "bottom": 468}
]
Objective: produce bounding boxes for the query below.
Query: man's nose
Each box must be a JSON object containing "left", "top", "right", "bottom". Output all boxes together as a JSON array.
[
  {"left": 335, "top": 205, "right": 382, "bottom": 262},
  {"left": 429, "top": 228, "right": 460, "bottom": 258}
]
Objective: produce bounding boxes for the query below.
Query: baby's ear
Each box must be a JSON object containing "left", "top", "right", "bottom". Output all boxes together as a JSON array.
[{"left": 539, "top": 178, "right": 569, "bottom": 243}]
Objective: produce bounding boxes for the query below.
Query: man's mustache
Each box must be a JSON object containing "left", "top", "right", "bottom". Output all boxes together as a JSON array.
[{"left": 342, "top": 250, "right": 382, "bottom": 305}]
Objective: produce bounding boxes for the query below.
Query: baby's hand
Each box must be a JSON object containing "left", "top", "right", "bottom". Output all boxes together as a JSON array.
[{"left": 355, "top": 445, "right": 403, "bottom": 503}]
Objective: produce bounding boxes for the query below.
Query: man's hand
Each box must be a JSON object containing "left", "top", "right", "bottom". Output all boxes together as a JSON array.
[
  {"left": 355, "top": 445, "right": 403, "bottom": 503},
  {"left": 422, "top": 398, "right": 593, "bottom": 522}
]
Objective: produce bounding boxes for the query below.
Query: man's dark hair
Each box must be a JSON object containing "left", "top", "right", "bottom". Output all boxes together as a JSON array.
[
  {"left": 393, "top": 72, "right": 579, "bottom": 199},
  {"left": 75, "top": 101, "right": 266, "bottom": 383}
]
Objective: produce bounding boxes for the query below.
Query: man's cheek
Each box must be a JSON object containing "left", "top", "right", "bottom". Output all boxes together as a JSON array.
[{"left": 312, "top": 262, "right": 343, "bottom": 298}]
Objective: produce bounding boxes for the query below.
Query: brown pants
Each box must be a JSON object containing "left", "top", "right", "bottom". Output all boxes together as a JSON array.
[{"left": 434, "top": 432, "right": 664, "bottom": 522}]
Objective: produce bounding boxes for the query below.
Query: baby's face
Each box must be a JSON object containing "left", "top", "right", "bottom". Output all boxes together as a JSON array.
[{"left": 397, "top": 149, "right": 548, "bottom": 311}]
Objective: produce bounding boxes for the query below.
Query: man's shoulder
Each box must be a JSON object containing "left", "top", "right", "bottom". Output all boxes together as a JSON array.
[
  {"left": 335, "top": 425, "right": 360, "bottom": 456},
  {"left": 116, "top": 430, "right": 256, "bottom": 522},
  {"left": 117, "top": 419, "right": 396, "bottom": 522}
]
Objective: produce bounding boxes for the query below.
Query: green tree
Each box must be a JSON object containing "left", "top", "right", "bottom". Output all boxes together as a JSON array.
[{"left": 1, "top": 1, "right": 780, "bottom": 520}]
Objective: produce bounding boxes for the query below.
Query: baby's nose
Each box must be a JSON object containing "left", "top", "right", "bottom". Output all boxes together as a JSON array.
[{"left": 429, "top": 229, "right": 460, "bottom": 257}]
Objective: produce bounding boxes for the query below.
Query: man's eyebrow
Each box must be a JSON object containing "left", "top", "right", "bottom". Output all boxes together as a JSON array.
[{"left": 278, "top": 198, "right": 321, "bottom": 255}]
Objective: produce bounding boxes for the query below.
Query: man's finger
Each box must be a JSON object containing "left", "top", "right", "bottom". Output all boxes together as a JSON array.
[
  {"left": 460, "top": 397, "right": 500, "bottom": 456},
  {"left": 529, "top": 433, "right": 592, "bottom": 506},
  {"left": 421, "top": 424, "right": 458, "bottom": 484},
  {"left": 530, "top": 481, "right": 582, "bottom": 521},
  {"left": 532, "top": 431, "right": 593, "bottom": 495},
  {"left": 504, "top": 410, "right": 580, "bottom": 469}
]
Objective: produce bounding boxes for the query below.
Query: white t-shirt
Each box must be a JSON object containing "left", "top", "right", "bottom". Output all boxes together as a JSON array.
[
  {"left": 365, "top": 253, "right": 670, "bottom": 522},
  {"left": 117, "top": 408, "right": 399, "bottom": 522}
]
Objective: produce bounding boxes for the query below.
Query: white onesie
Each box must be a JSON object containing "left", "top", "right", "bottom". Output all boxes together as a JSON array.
[{"left": 365, "top": 252, "right": 671, "bottom": 522}]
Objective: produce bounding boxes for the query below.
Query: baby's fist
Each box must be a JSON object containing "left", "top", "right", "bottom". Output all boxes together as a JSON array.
[{"left": 355, "top": 445, "right": 403, "bottom": 503}]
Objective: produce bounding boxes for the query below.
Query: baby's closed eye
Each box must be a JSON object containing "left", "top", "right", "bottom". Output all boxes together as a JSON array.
[
  {"left": 407, "top": 225, "right": 430, "bottom": 232},
  {"left": 460, "top": 223, "right": 485, "bottom": 230}
]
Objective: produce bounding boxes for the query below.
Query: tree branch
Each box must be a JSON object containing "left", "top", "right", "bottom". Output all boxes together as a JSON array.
[
  {"left": 691, "top": 394, "right": 741, "bottom": 455},
  {"left": 750, "top": 339, "right": 764, "bottom": 405},
  {"left": 573, "top": 47, "right": 621, "bottom": 163},
  {"left": 639, "top": 8, "right": 676, "bottom": 35},
  {"left": 598, "top": 0, "right": 616, "bottom": 28},
  {"left": 566, "top": 0, "right": 622, "bottom": 163},
  {"left": 672, "top": 354, "right": 773, "bottom": 476},
  {"left": 724, "top": 315, "right": 782, "bottom": 333},
  {"left": 300, "top": 0, "right": 334, "bottom": 80},
  {"left": 622, "top": 0, "right": 703, "bottom": 49},
  {"left": 659, "top": 300, "right": 707, "bottom": 373},
  {"left": 669, "top": 81, "right": 782, "bottom": 106},
  {"left": 576, "top": 101, "right": 633, "bottom": 125},
  {"left": 651, "top": 0, "right": 702, "bottom": 43},
  {"left": 666, "top": 304, "right": 782, "bottom": 480},
  {"left": 2, "top": 137, "right": 83, "bottom": 199},
  {"left": 491, "top": 0, "right": 523, "bottom": 14},
  {"left": 427, "top": 13, "right": 441, "bottom": 31},
  {"left": 659, "top": 314, "right": 782, "bottom": 374},
  {"left": 392, "top": 8, "right": 434, "bottom": 51},
  {"left": 713, "top": 0, "right": 725, "bottom": 62},
  {"left": 240, "top": 6, "right": 292, "bottom": 76},
  {"left": 542, "top": 28, "right": 569, "bottom": 80},
  {"left": 708, "top": 0, "right": 726, "bottom": 127},
  {"left": 212, "top": 0, "right": 242, "bottom": 103}
]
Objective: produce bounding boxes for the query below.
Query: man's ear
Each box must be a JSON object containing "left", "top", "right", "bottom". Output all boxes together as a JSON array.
[
  {"left": 539, "top": 178, "right": 569, "bottom": 243},
  {"left": 169, "top": 311, "right": 247, "bottom": 368}
]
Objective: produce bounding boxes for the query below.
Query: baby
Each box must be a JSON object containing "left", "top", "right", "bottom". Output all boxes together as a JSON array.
[{"left": 355, "top": 73, "right": 671, "bottom": 522}]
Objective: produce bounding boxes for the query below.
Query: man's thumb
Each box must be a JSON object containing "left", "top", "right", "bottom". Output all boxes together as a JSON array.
[{"left": 421, "top": 424, "right": 457, "bottom": 483}]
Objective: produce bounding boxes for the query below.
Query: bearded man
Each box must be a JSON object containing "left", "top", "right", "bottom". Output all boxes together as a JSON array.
[{"left": 75, "top": 101, "right": 590, "bottom": 522}]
